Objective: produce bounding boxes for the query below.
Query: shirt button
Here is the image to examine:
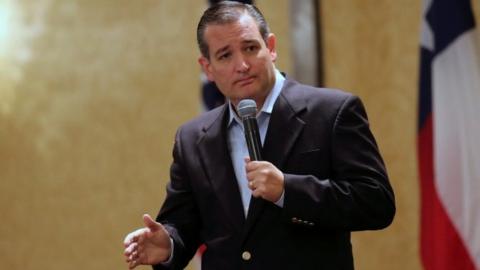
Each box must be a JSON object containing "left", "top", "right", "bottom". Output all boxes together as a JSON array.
[{"left": 242, "top": 251, "right": 252, "bottom": 261}]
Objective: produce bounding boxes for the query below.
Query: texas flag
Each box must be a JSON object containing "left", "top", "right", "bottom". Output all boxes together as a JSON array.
[{"left": 418, "top": 0, "right": 480, "bottom": 269}]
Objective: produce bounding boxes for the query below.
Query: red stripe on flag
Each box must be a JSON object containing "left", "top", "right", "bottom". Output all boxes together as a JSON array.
[{"left": 418, "top": 115, "right": 476, "bottom": 270}]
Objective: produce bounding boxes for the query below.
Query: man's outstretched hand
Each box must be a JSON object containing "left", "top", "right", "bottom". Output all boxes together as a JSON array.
[{"left": 123, "top": 214, "right": 172, "bottom": 269}]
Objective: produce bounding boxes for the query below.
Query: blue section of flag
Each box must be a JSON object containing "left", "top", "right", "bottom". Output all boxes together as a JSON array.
[
  {"left": 425, "top": 0, "right": 475, "bottom": 55},
  {"left": 418, "top": 48, "right": 433, "bottom": 130},
  {"left": 418, "top": 0, "right": 476, "bottom": 129}
]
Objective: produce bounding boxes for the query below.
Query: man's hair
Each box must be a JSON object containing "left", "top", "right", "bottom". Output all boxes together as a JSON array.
[{"left": 197, "top": 1, "right": 270, "bottom": 59}]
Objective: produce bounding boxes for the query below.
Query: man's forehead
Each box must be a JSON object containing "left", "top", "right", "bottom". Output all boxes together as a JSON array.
[
  {"left": 205, "top": 24, "right": 261, "bottom": 46},
  {"left": 205, "top": 14, "right": 259, "bottom": 36}
]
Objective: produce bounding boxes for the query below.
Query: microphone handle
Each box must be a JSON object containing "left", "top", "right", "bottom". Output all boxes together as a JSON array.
[{"left": 243, "top": 116, "right": 262, "bottom": 161}]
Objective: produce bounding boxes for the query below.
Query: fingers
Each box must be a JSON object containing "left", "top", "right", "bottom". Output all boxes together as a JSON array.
[
  {"left": 124, "top": 242, "right": 138, "bottom": 256},
  {"left": 124, "top": 242, "right": 138, "bottom": 268},
  {"left": 245, "top": 159, "right": 270, "bottom": 180},
  {"left": 128, "top": 255, "right": 140, "bottom": 270},
  {"left": 245, "top": 159, "right": 265, "bottom": 192},
  {"left": 247, "top": 178, "right": 262, "bottom": 191},
  {"left": 247, "top": 175, "right": 262, "bottom": 198},
  {"left": 124, "top": 228, "right": 144, "bottom": 247},
  {"left": 126, "top": 245, "right": 147, "bottom": 269},
  {"left": 250, "top": 184, "right": 263, "bottom": 198},
  {"left": 244, "top": 157, "right": 260, "bottom": 171},
  {"left": 124, "top": 233, "right": 146, "bottom": 269},
  {"left": 244, "top": 160, "right": 284, "bottom": 202},
  {"left": 124, "top": 233, "right": 144, "bottom": 262}
]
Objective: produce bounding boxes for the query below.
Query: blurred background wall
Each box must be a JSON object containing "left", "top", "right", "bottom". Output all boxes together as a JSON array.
[
  {"left": 0, "top": 0, "right": 453, "bottom": 269},
  {"left": 321, "top": 1, "right": 421, "bottom": 269},
  {"left": 0, "top": 1, "right": 206, "bottom": 269}
]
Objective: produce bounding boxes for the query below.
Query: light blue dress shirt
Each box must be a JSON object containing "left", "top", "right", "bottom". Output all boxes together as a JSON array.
[{"left": 227, "top": 69, "right": 285, "bottom": 216}]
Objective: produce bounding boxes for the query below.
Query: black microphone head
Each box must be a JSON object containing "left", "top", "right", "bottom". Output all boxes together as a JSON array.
[{"left": 238, "top": 99, "right": 257, "bottom": 118}]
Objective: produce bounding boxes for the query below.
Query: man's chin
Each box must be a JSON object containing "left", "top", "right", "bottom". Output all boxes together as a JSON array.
[{"left": 236, "top": 85, "right": 259, "bottom": 97}]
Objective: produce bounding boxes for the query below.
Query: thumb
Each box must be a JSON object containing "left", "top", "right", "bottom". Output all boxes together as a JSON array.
[{"left": 143, "top": 214, "right": 160, "bottom": 232}]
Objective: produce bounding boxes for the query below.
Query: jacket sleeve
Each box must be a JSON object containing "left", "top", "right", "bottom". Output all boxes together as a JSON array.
[
  {"left": 282, "top": 95, "right": 395, "bottom": 231},
  {"left": 153, "top": 127, "right": 202, "bottom": 270}
]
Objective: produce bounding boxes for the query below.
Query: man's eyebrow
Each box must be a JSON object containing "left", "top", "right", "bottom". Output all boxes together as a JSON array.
[
  {"left": 242, "top": 39, "right": 259, "bottom": 45},
  {"left": 214, "top": 45, "right": 230, "bottom": 58}
]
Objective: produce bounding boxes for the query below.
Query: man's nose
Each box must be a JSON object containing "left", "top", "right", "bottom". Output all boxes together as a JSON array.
[{"left": 235, "top": 55, "right": 250, "bottom": 73}]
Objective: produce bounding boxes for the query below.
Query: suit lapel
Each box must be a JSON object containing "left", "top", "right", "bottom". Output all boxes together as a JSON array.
[
  {"left": 242, "top": 81, "right": 307, "bottom": 239},
  {"left": 262, "top": 83, "right": 307, "bottom": 170},
  {"left": 197, "top": 105, "right": 245, "bottom": 232}
]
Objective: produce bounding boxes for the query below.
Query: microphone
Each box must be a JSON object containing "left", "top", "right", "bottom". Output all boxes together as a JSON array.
[{"left": 238, "top": 99, "right": 262, "bottom": 161}]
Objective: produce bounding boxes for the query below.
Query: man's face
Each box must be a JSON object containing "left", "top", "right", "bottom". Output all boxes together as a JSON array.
[{"left": 198, "top": 14, "right": 277, "bottom": 108}]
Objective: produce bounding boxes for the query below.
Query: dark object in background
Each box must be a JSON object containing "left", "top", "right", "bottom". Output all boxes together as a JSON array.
[{"left": 202, "top": 81, "right": 225, "bottom": 110}]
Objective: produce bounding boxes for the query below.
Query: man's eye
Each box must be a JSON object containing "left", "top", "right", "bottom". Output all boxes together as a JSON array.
[
  {"left": 218, "top": 53, "right": 231, "bottom": 60},
  {"left": 245, "top": 45, "right": 258, "bottom": 52}
]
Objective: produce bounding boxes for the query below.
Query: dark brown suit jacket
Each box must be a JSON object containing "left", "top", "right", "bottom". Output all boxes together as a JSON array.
[{"left": 154, "top": 79, "right": 395, "bottom": 270}]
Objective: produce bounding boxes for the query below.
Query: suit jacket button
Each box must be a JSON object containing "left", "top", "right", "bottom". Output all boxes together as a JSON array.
[{"left": 242, "top": 251, "right": 252, "bottom": 261}]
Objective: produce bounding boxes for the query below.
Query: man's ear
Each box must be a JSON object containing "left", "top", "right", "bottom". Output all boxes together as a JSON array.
[
  {"left": 266, "top": 33, "right": 277, "bottom": 62},
  {"left": 198, "top": 56, "right": 214, "bottom": 81}
]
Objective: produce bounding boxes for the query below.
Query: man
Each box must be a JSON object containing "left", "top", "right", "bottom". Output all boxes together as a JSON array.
[{"left": 124, "top": 1, "right": 395, "bottom": 269}]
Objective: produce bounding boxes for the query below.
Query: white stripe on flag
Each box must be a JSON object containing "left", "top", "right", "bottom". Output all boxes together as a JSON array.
[{"left": 433, "top": 27, "right": 480, "bottom": 268}]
